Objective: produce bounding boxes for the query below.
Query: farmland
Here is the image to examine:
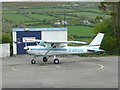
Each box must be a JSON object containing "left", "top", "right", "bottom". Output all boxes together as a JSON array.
[{"left": 2, "top": 2, "right": 110, "bottom": 42}]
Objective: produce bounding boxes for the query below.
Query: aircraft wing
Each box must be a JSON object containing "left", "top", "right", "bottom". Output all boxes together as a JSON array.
[{"left": 34, "top": 39, "right": 87, "bottom": 44}]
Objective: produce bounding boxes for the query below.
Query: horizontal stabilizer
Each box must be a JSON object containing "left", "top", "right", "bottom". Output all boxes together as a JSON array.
[{"left": 87, "top": 49, "right": 105, "bottom": 53}]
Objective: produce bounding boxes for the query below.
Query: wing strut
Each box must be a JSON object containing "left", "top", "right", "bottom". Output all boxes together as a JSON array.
[{"left": 45, "top": 44, "right": 55, "bottom": 56}]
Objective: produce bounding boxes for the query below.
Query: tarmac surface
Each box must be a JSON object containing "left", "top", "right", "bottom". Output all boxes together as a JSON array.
[{"left": 2, "top": 55, "right": 118, "bottom": 88}]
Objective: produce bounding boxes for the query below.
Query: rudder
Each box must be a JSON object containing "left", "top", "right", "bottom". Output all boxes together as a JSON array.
[{"left": 89, "top": 33, "right": 105, "bottom": 46}]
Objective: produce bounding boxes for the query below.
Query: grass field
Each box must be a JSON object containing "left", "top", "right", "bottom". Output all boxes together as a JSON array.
[
  {"left": 67, "top": 26, "right": 94, "bottom": 36},
  {"left": 81, "top": 8, "right": 100, "bottom": 13},
  {"left": 2, "top": 2, "right": 110, "bottom": 43},
  {"left": 3, "top": 14, "right": 33, "bottom": 23},
  {"left": 28, "top": 14, "right": 56, "bottom": 20}
]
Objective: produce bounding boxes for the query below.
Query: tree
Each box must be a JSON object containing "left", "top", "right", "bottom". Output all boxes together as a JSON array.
[
  {"left": 94, "top": 2, "right": 120, "bottom": 54},
  {"left": 94, "top": 18, "right": 118, "bottom": 54},
  {"left": 2, "top": 32, "right": 11, "bottom": 43}
]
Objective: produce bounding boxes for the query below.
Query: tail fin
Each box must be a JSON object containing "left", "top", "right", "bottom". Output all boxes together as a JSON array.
[{"left": 89, "top": 33, "right": 105, "bottom": 46}]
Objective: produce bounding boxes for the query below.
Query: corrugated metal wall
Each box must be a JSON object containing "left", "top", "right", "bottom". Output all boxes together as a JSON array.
[{"left": 16, "top": 31, "right": 41, "bottom": 54}]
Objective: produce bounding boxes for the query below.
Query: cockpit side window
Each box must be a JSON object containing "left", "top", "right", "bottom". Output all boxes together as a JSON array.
[{"left": 51, "top": 43, "right": 56, "bottom": 48}]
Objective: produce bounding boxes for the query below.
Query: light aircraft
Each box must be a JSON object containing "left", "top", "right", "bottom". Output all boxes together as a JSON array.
[{"left": 24, "top": 33, "right": 105, "bottom": 64}]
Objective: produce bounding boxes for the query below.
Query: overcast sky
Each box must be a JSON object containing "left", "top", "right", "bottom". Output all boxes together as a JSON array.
[
  {"left": 1, "top": 0, "right": 119, "bottom": 2},
  {"left": 1, "top": 0, "right": 105, "bottom": 2}
]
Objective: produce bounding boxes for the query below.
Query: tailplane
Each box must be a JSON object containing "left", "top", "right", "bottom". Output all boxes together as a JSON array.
[{"left": 89, "top": 33, "right": 105, "bottom": 46}]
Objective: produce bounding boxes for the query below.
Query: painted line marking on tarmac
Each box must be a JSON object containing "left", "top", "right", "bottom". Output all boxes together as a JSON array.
[
  {"left": 41, "top": 66, "right": 47, "bottom": 68},
  {"left": 41, "top": 66, "right": 48, "bottom": 69},
  {"left": 11, "top": 66, "right": 17, "bottom": 71},
  {"left": 55, "top": 65, "right": 61, "bottom": 69},
  {"left": 97, "top": 64, "right": 104, "bottom": 70}
]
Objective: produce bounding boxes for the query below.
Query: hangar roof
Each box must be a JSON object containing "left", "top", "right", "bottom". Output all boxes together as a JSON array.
[{"left": 13, "top": 28, "right": 67, "bottom": 32}]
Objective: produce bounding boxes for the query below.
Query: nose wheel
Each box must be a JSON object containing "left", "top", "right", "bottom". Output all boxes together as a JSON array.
[{"left": 31, "top": 59, "right": 36, "bottom": 64}]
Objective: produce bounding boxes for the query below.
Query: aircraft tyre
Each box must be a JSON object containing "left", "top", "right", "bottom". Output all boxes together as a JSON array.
[
  {"left": 31, "top": 59, "right": 36, "bottom": 64},
  {"left": 54, "top": 59, "right": 59, "bottom": 64},
  {"left": 43, "top": 57, "right": 48, "bottom": 62}
]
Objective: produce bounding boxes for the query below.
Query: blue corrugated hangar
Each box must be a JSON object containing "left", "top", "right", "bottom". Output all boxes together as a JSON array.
[{"left": 12, "top": 28, "right": 67, "bottom": 54}]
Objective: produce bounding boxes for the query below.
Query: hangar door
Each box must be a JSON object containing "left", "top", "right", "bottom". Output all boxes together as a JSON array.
[{"left": 17, "top": 31, "right": 41, "bottom": 54}]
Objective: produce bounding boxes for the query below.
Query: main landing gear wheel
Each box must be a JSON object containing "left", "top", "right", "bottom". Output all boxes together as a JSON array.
[
  {"left": 43, "top": 57, "right": 48, "bottom": 62},
  {"left": 54, "top": 59, "right": 59, "bottom": 64},
  {"left": 31, "top": 59, "right": 36, "bottom": 64}
]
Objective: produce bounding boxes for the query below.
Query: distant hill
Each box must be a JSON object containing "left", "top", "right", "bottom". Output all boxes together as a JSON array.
[{"left": 2, "top": 2, "right": 110, "bottom": 42}]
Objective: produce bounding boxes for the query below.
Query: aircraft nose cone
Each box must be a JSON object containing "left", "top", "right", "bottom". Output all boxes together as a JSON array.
[{"left": 24, "top": 46, "right": 29, "bottom": 50}]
